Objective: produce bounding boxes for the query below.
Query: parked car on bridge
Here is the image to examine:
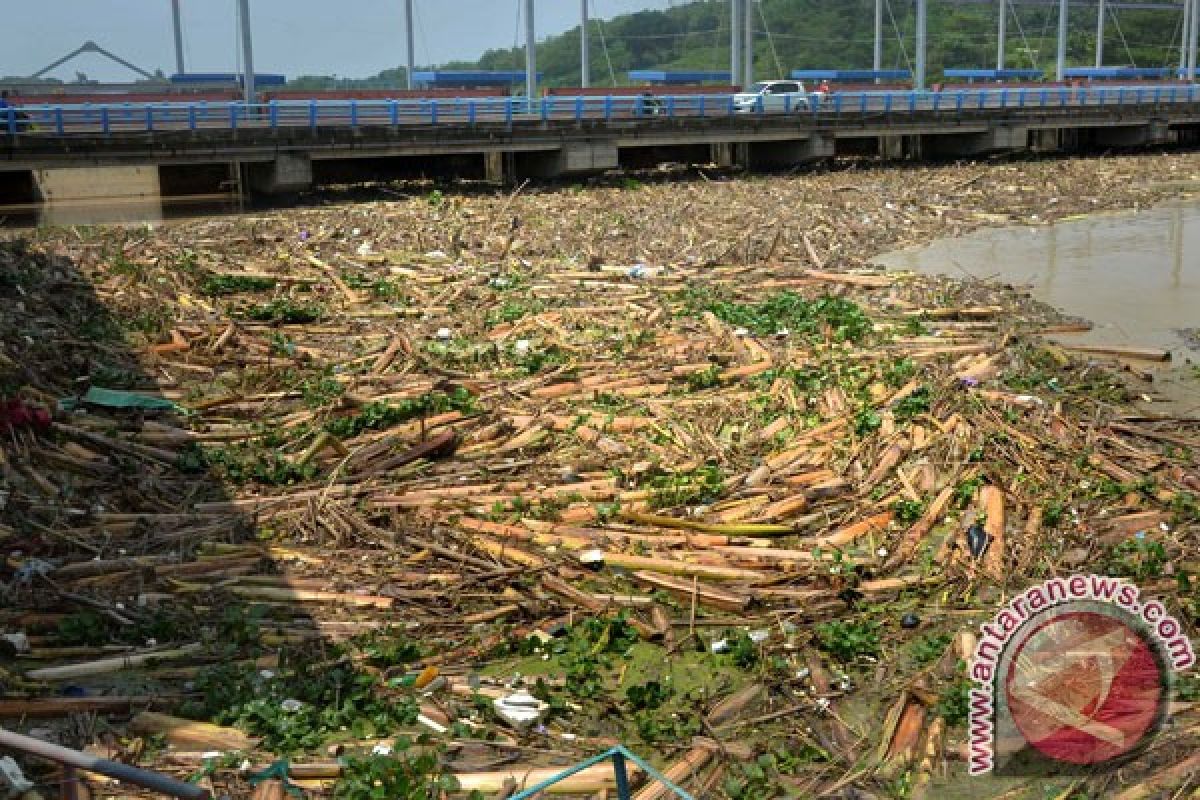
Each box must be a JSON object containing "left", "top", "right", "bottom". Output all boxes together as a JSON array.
[{"left": 733, "top": 80, "right": 809, "bottom": 113}]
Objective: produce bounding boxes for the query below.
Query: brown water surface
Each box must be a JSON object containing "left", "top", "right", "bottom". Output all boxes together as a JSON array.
[{"left": 874, "top": 201, "right": 1200, "bottom": 415}]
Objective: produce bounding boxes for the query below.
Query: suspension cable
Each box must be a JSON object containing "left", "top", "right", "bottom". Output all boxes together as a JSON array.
[
  {"left": 757, "top": 1, "right": 785, "bottom": 78},
  {"left": 884, "top": 0, "right": 912, "bottom": 73}
]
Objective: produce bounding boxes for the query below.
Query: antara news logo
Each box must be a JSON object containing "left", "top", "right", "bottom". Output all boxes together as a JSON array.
[{"left": 968, "top": 574, "right": 1195, "bottom": 776}]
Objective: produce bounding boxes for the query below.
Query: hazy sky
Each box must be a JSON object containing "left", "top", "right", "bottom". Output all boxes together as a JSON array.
[{"left": 8, "top": 1, "right": 675, "bottom": 81}]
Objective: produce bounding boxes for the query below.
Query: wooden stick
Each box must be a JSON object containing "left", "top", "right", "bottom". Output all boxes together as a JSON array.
[{"left": 24, "top": 644, "right": 203, "bottom": 681}]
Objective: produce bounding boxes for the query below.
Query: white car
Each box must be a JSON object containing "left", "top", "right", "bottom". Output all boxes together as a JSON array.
[{"left": 733, "top": 80, "right": 810, "bottom": 113}]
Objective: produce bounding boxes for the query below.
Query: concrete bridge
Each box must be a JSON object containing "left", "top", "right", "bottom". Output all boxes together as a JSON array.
[{"left": 2, "top": 87, "right": 1199, "bottom": 206}]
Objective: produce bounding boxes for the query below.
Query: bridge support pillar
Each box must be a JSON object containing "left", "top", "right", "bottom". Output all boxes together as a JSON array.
[
  {"left": 246, "top": 153, "right": 313, "bottom": 196},
  {"left": 517, "top": 141, "right": 619, "bottom": 179},
  {"left": 34, "top": 166, "right": 161, "bottom": 204},
  {"left": 710, "top": 142, "right": 739, "bottom": 169},
  {"left": 878, "top": 135, "right": 906, "bottom": 160},
  {"left": 1092, "top": 121, "right": 1169, "bottom": 149},
  {"left": 1030, "top": 129, "right": 1062, "bottom": 153},
  {"left": 747, "top": 134, "right": 834, "bottom": 169},
  {"left": 925, "top": 126, "right": 1029, "bottom": 158},
  {"left": 484, "top": 152, "right": 509, "bottom": 185}
]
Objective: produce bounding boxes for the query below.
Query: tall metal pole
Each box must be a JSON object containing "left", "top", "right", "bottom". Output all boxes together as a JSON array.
[
  {"left": 1056, "top": 0, "right": 1068, "bottom": 82},
  {"left": 1188, "top": 0, "right": 1199, "bottom": 80},
  {"left": 237, "top": 0, "right": 255, "bottom": 104},
  {"left": 171, "top": 0, "right": 185, "bottom": 75},
  {"left": 405, "top": 0, "right": 415, "bottom": 90},
  {"left": 1095, "top": 0, "right": 1105, "bottom": 68},
  {"left": 581, "top": 0, "right": 590, "bottom": 88},
  {"left": 525, "top": 0, "right": 537, "bottom": 105},
  {"left": 731, "top": 0, "right": 743, "bottom": 87},
  {"left": 997, "top": 0, "right": 1007, "bottom": 71},
  {"left": 1182, "top": 0, "right": 1192, "bottom": 73},
  {"left": 915, "top": 0, "right": 927, "bottom": 90},
  {"left": 743, "top": 0, "right": 754, "bottom": 86},
  {"left": 874, "top": 0, "right": 883, "bottom": 82}
]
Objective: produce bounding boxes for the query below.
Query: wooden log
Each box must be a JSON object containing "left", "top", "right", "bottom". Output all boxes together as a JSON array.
[
  {"left": 24, "top": 644, "right": 203, "bottom": 681},
  {"left": 541, "top": 575, "right": 606, "bottom": 612},
  {"left": 707, "top": 684, "right": 765, "bottom": 726},
  {"left": 0, "top": 697, "right": 168, "bottom": 718},
  {"left": 453, "top": 764, "right": 629, "bottom": 794},
  {"left": 885, "top": 485, "right": 954, "bottom": 570},
  {"left": 129, "top": 712, "right": 259, "bottom": 751},
  {"left": 630, "top": 746, "right": 712, "bottom": 800},
  {"left": 812, "top": 512, "right": 893, "bottom": 548},
  {"left": 223, "top": 586, "right": 396, "bottom": 609},
  {"left": 630, "top": 571, "right": 751, "bottom": 612},
  {"left": 618, "top": 510, "right": 794, "bottom": 536},
  {"left": 582, "top": 550, "right": 764, "bottom": 582},
  {"left": 980, "top": 486, "right": 1006, "bottom": 582},
  {"left": 861, "top": 440, "right": 910, "bottom": 492},
  {"left": 1059, "top": 343, "right": 1170, "bottom": 362},
  {"left": 251, "top": 780, "right": 286, "bottom": 800}
]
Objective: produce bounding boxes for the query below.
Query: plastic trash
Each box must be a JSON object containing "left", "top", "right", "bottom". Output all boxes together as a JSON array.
[
  {"left": 0, "top": 757, "right": 34, "bottom": 793},
  {"left": 59, "top": 387, "right": 179, "bottom": 414},
  {"left": 434, "top": 328, "right": 453, "bottom": 341},
  {"left": 493, "top": 690, "right": 549, "bottom": 729},
  {"left": 0, "top": 399, "right": 51, "bottom": 432},
  {"left": 0, "top": 633, "right": 29, "bottom": 654},
  {"left": 966, "top": 522, "right": 990, "bottom": 558},
  {"left": 900, "top": 613, "right": 920, "bottom": 630}
]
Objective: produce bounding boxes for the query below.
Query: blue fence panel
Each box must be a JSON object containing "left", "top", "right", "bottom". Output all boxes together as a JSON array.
[{"left": 508, "top": 747, "right": 694, "bottom": 800}]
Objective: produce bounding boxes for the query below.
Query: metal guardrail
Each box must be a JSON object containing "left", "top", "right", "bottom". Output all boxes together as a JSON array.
[
  {"left": 3, "top": 84, "right": 1198, "bottom": 136},
  {"left": 508, "top": 745, "right": 695, "bottom": 800}
]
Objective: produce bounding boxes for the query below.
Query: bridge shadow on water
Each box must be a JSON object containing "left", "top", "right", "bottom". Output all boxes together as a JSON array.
[{"left": 0, "top": 230, "right": 442, "bottom": 797}]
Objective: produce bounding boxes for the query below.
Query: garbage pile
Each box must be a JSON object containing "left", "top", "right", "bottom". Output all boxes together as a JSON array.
[{"left": 2, "top": 153, "right": 1200, "bottom": 799}]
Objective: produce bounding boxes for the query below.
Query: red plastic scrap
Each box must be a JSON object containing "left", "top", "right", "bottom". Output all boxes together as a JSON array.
[{"left": 0, "top": 399, "right": 52, "bottom": 433}]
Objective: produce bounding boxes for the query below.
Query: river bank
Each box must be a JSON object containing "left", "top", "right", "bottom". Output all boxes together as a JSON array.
[{"left": 2, "top": 151, "right": 1200, "bottom": 799}]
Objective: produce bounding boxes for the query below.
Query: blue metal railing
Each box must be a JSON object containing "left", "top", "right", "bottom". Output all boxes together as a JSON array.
[
  {"left": 2, "top": 84, "right": 1197, "bottom": 136},
  {"left": 508, "top": 745, "right": 695, "bottom": 800}
]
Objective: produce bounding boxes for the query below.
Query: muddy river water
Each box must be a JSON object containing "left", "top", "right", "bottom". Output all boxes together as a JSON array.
[{"left": 874, "top": 199, "right": 1200, "bottom": 416}]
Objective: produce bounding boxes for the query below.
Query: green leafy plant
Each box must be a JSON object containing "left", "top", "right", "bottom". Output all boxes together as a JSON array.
[
  {"left": 893, "top": 385, "right": 932, "bottom": 421},
  {"left": 646, "top": 465, "right": 724, "bottom": 509},
  {"left": 185, "top": 657, "right": 418, "bottom": 754},
  {"left": 853, "top": 407, "right": 882, "bottom": 437},
  {"left": 937, "top": 673, "right": 972, "bottom": 726},
  {"left": 242, "top": 298, "right": 324, "bottom": 324},
  {"left": 685, "top": 365, "right": 722, "bottom": 391},
  {"left": 625, "top": 680, "right": 672, "bottom": 711},
  {"left": 334, "top": 740, "right": 474, "bottom": 800},
  {"left": 882, "top": 357, "right": 917, "bottom": 388},
  {"left": 694, "top": 292, "right": 872, "bottom": 343},
  {"left": 1102, "top": 536, "right": 1168, "bottom": 581},
  {"left": 909, "top": 632, "right": 953, "bottom": 666},
  {"left": 326, "top": 388, "right": 475, "bottom": 439},
  {"left": 356, "top": 628, "right": 423, "bottom": 669},
  {"left": 200, "top": 273, "right": 277, "bottom": 296},
  {"left": 892, "top": 498, "right": 927, "bottom": 526},
  {"left": 814, "top": 619, "right": 881, "bottom": 663}
]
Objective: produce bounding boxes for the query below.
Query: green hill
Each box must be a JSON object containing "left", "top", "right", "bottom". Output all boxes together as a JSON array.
[{"left": 289, "top": 0, "right": 1187, "bottom": 89}]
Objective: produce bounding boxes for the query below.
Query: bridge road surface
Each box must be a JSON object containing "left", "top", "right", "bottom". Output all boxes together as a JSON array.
[{"left": 6, "top": 86, "right": 1200, "bottom": 136}]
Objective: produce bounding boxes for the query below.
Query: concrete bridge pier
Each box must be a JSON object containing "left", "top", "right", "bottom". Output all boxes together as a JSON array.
[
  {"left": 516, "top": 141, "right": 619, "bottom": 179},
  {"left": 1092, "top": 120, "right": 1170, "bottom": 148},
  {"left": 925, "top": 126, "right": 1029, "bottom": 158},
  {"left": 245, "top": 153, "right": 314, "bottom": 195},
  {"left": 747, "top": 134, "right": 835, "bottom": 169},
  {"left": 34, "top": 165, "right": 161, "bottom": 204}
]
